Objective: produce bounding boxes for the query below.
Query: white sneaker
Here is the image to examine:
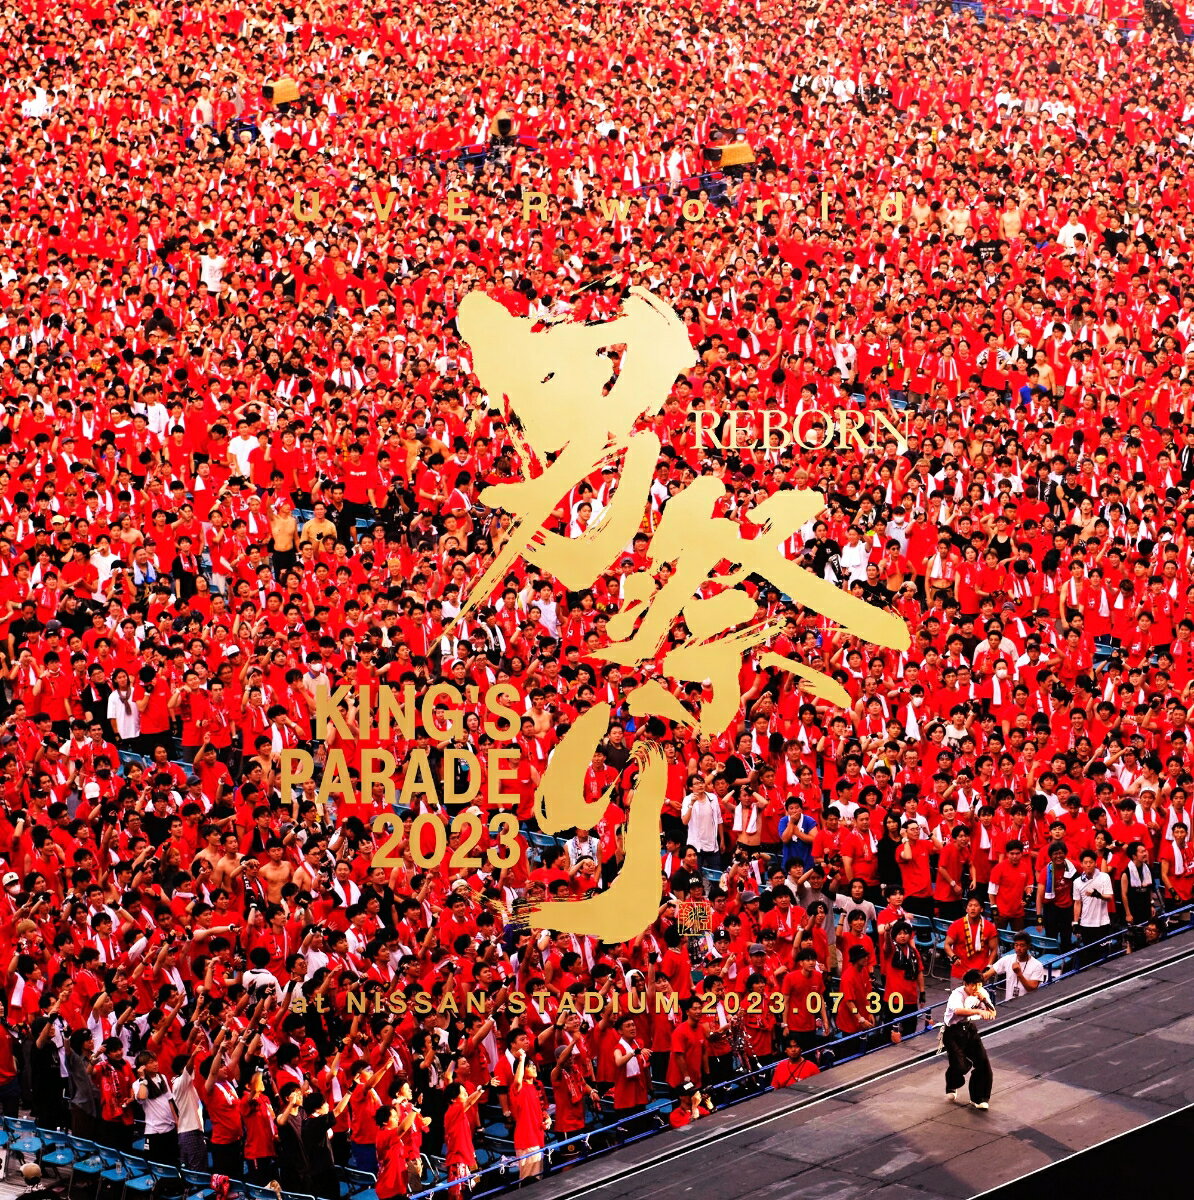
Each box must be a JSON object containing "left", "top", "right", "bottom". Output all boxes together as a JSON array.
[
  {"left": 973, "top": 1101, "right": 989, "bottom": 1110},
  {"left": 947, "top": 1091, "right": 961, "bottom": 1104}
]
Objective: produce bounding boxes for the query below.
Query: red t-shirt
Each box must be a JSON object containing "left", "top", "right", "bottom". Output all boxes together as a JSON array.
[
  {"left": 989, "top": 858, "right": 1034, "bottom": 918},
  {"left": 946, "top": 915, "right": 996, "bottom": 978},
  {"left": 349, "top": 1082, "right": 382, "bottom": 1145},
  {"left": 204, "top": 1078, "right": 245, "bottom": 1145},
  {"left": 375, "top": 1124, "right": 409, "bottom": 1198},
  {"left": 781, "top": 967, "right": 824, "bottom": 1032},
  {"left": 898, "top": 840, "right": 933, "bottom": 897},
  {"left": 443, "top": 1098, "right": 476, "bottom": 1169},
  {"left": 666, "top": 1021, "right": 706, "bottom": 1089},
  {"left": 772, "top": 1057, "right": 820, "bottom": 1087}
]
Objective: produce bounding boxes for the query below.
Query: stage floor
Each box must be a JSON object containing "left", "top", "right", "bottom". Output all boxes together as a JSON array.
[{"left": 538, "top": 937, "right": 1194, "bottom": 1200}]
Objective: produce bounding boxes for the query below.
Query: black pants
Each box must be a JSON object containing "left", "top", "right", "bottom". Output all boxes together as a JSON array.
[
  {"left": 211, "top": 1139, "right": 244, "bottom": 1179},
  {"left": 885, "top": 1001, "right": 918, "bottom": 1040},
  {"left": 248, "top": 1158, "right": 276, "bottom": 1184},
  {"left": 147, "top": 1130, "right": 179, "bottom": 1165},
  {"left": 96, "top": 1119, "right": 133, "bottom": 1151},
  {"left": 707, "top": 1052, "right": 735, "bottom": 1084},
  {"left": 331, "top": 1129, "right": 351, "bottom": 1167},
  {"left": 1042, "top": 903, "right": 1073, "bottom": 950},
  {"left": 1077, "top": 923, "right": 1112, "bottom": 968},
  {"left": 651, "top": 1050, "right": 669, "bottom": 1085},
  {"left": 943, "top": 1022, "right": 992, "bottom": 1104},
  {"left": 905, "top": 895, "right": 934, "bottom": 917},
  {"left": 790, "top": 1029, "right": 826, "bottom": 1053}
]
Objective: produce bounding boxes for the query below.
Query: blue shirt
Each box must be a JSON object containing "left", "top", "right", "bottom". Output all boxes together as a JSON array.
[{"left": 779, "top": 813, "right": 817, "bottom": 872}]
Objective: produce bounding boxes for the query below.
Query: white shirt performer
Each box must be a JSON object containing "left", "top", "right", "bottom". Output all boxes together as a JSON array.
[{"left": 942, "top": 969, "right": 997, "bottom": 1110}]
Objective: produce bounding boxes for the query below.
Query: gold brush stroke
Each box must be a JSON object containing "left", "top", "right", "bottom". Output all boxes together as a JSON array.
[
  {"left": 449, "top": 287, "right": 695, "bottom": 635},
  {"left": 527, "top": 731, "right": 668, "bottom": 943},
  {"left": 454, "top": 286, "right": 909, "bottom": 943}
]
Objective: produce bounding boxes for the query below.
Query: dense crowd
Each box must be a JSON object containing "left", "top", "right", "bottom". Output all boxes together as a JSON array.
[{"left": 0, "top": 0, "right": 1194, "bottom": 1194}]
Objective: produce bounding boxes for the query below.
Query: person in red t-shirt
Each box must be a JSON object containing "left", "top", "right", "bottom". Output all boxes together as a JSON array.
[
  {"left": 94, "top": 1035, "right": 136, "bottom": 1149},
  {"left": 346, "top": 1056, "right": 393, "bottom": 1174},
  {"left": 771, "top": 1035, "right": 821, "bottom": 1088},
  {"left": 442, "top": 1084, "right": 483, "bottom": 1200},
  {"left": 510, "top": 1052, "right": 548, "bottom": 1182},
  {"left": 666, "top": 999, "right": 709, "bottom": 1090},
  {"left": 836, "top": 945, "right": 876, "bottom": 1037},
  {"left": 241, "top": 1070, "right": 278, "bottom": 1182},
  {"left": 944, "top": 898, "right": 999, "bottom": 980},
  {"left": 897, "top": 822, "right": 934, "bottom": 915},
  {"left": 781, "top": 947, "right": 830, "bottom": 1049},
  {"left": 201, "top": 1036, "right": 246, "bottom": 1177},
  {"left": 933, "top": 826, "right": 973, "bottom": 920},
  {"left": 611, "top": 1012, "right": 652, "bottom": 1118},
  {"left": 374, "top": 1105, "right": 416, "bottom": 1200},
  {"left": 988, "top": 841, "right": 1035, "bottom": 930},
  {"left": 881, "top": 921, "right": 925, "bottom": 1041}
]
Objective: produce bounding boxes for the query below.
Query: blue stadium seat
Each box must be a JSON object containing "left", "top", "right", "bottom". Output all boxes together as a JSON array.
[{"left": 38, "top": 1129, "right": 75, "bottom": 1177}]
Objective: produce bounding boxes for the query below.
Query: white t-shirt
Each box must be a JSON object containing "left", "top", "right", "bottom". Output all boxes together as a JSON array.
[
  {"left": 840, "top": 540, "right": 870, "bottom": 583},
  {"left": 107, "top": 689, "right": 141, "bottom": 739},
  {"left": 90, "top": 550, "right": 120, "bottom": 585},
  {"left": 227, "top": 434, "right": 258, "bottom": 476},
  {"left": 199, "top": 254, "right": 226, "bottom": 292},
  {"left": 944, "top": 984, "right": 995, "bottom": 1026},
  {"left": 171, "top": 1067, "right": 203, "bottom": 1135},
  {"left": 1073, "top": 869, "right": 1113, "bottom": 928},
  {"left": 138, "top": 1073, "right": 178, "bottom": 1134},
  {"left": 681, "top": 793, "right": 722, "bottom": 853},
  {"left": 989, "top": 952, "right": 1047, "bottom": 1001}
]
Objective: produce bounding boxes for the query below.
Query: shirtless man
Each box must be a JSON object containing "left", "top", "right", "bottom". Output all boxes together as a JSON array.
[
  {"left": 269, "top": 501, "right": 299, "bottom": 574},
  {"left": 259, "top": 839, "right": 294, "bottom": 903},
  {"left": 211, "top": 831, "right": 244, "bottom": 890},
  {"left": 1032, "top": 349, "right": 1058, "bottom": 397},
  {"left": 299, "top": 501, "right": 337, "bottom": 546},
  {"left": 939, "top": 187, "right": 972, "bottom": 237},
  {"left": 192, "top": 824, "right": 224, "bottom": 874},
  {"left": 998, "top": 196, "right": 1023, "bottom": 241},
  {"left": 526, "top": 691, "right": 553, "bottom": 739},
  {"left": 293, "top": 841, "right": 327, "bottom": 893}
]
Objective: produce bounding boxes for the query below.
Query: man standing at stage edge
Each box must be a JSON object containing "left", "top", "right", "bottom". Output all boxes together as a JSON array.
[{"left": 942, "top": 969, "right": 996, "bottom": 1110}]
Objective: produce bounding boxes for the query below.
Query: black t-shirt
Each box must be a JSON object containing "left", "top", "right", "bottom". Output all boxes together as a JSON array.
[
  {"left": 7, "top": 617, "right": 40, "bottom": 653},
  {"left": 600, "top": 740, "right": 631, "bottom": 772},
  {"left": 142, "top": 811, "right": 175, "bottom": 844},
  {"left": 669, "top": 867, "right": 702, "bottom": 895},
  {"left": 968, "top": 239, "right": 1004, "bottom": 265}
]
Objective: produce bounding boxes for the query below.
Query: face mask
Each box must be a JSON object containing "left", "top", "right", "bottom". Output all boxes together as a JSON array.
[
  {"left": 912, "top": 697, "right": 923, "bottom": 707},
  {"left": 995, "top": 667, "right": 1008, "bottom": 679}
]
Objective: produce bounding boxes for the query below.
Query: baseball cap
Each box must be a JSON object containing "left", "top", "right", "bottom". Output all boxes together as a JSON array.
[{"left": 748, "top": 942, "right": 765, "bottom": 956}]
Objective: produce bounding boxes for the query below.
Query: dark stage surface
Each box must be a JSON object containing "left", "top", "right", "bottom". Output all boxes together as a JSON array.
[{"left": 539, "top": 937, "right": 1194, "bottom": 1200}]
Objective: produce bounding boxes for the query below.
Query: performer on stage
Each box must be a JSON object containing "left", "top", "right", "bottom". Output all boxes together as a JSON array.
[{"left": 942, "top": 969, "right": 997, "bottom": 1110}]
